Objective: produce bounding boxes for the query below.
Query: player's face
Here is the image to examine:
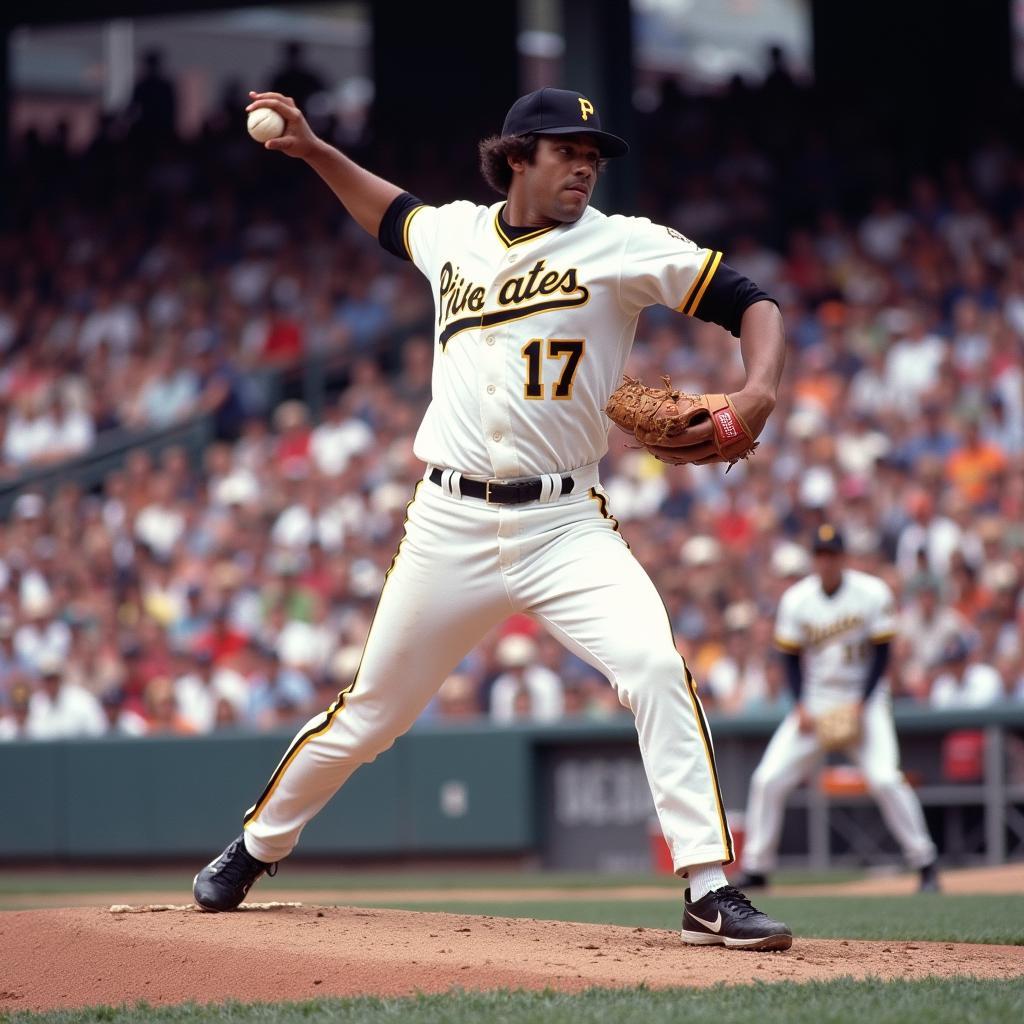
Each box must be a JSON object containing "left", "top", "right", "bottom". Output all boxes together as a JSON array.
[
  {"left": 813, "top": 551, "right": 844, "bottom": 590},
  {"left": 515, "top": 135, "right": 602, "bottom": 222}
]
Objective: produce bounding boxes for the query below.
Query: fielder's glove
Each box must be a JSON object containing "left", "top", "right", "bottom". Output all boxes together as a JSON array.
[
  {"left": 815, "top": 703, "right": 863, "bottom": 752},
  {"left": 604, "top": 375, "right": 758, "bottom": 469}
]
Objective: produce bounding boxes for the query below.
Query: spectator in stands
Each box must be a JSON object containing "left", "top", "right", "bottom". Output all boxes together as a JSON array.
[
  {"left": 25, "top": 651, "right": 106, "bottom": 739},
  {"left": 134, "top": 474, "right": 186, "bottom": 562},
  {"left": 0, "top": 679, "right": 32, "bottom": 740},
  {"left": 310, "top": 394, "right": 374, "bottom": 476},
  {"left": 129, "top": 49, "right": 178, "bottom": 141},
  {"left": 100, "top": 687, "right": 148, "bottom": 736},
  {"left": 269, "top": 41, "right": 326, "bottom": 112},
  {"left": 143, "top": 676, "right": 197, "bottom": 735},
  {"left": 489, "top": 634, "right": 564, "bottom": 724},
  {"left": 705, "top": 602, "right": 779, "bottom": 713},
  {"left": 895, "top": 490, "right": 968, "bottom": 582},
  {"left": 434, "top": 673, "right": 481, "bottom": 720},
  {"left": 5, "top": 81, "right": 1024, "bottom": 736},
  {"left": 899, "top": 403, "right": 960, "bottom": 465},
  {"left": 896, "top": 574, "right": 973, "bottom": 699},
  {"left": 944, "top": 416, "right": 1008, "bottom": 510},
  {"left": 884, "top": 306, "right": 947, "bottom": 414},
  {"left": 929, "top": 636, "right": 1004, "bottom": 709},
  {"left": 247, "top": 645, "right": 315, "bottom": 728}
]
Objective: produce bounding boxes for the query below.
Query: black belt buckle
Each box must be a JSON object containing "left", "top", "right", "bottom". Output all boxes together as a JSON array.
[{"left": 485, "top": 480, "right": 497, "bottom": 504}]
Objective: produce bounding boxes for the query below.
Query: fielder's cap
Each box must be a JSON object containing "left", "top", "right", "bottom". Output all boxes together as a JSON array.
[
  {"left": 502, "top": 88, "right": 629, "bottom": 157},
  {"left": 812, "top": 523, "right": 845, "bottom": 554}
]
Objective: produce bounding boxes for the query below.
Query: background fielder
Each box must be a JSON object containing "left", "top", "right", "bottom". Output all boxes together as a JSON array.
[
  {"left": 193, "top": 86, "right": 792, "bottom": 950},
  {"left": 735, "top": 525, "right": 940, "bottom": 892}
]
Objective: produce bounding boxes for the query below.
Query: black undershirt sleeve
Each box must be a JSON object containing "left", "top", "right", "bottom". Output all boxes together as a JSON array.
[
  {"left": 378, "top": 192, "right": 426, "bottom": 261},
  {"left": 862, "top": 641, "right": 891, "bottom": 701},
  {"left": 691, "top": 260, "right": 775, "bottom": 338},
  {"left": 781, "top": 650, "right": 803, "bottom": 703}
]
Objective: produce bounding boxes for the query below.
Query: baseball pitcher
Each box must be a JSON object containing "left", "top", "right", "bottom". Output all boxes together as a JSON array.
[{"left": 194, "top": 87, "right": 791, "bottom": 950}]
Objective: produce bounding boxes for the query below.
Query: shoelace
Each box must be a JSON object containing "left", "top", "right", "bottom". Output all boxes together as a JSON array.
[
  {"left": 712, "top": 886, "right": 764, "bottom": 919},
  {"left": 217, "top": 841, "right": 277, "bottom": 884}
]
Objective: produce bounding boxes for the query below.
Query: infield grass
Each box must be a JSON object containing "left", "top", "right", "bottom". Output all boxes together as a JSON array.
[
  {"left": 0, "top": 867, "right": 861, "bottom": 897},
  {"left": 361, "top": 893, "right": 1024, "bottom": 945},
  {"left": 3, "top": 977, "right": 1024, "bottom": 1024},
  {"left": 2, "top": 869, "right": 1021, "bottom": 944}
]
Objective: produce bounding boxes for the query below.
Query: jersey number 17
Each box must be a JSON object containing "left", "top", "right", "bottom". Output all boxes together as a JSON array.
[{"left": 522, "top": 338, "right": 585, "bottom": 400}]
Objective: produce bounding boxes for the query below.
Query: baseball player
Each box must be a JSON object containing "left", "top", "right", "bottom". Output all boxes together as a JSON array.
[
  {"left": 733, "top": 525, "right": 940, "bottom": 891},
  {"left": 194, "top": 87, "right": 792, "bottom": 950}
]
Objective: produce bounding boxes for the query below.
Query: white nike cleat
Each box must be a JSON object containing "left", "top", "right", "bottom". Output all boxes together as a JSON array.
[{"left": 681, "top": 885, "right": 793, "bottom": 951}]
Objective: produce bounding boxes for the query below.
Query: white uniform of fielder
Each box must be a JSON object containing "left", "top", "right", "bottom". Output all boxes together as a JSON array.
[{"left": 741, "top": 563, "right": 937, "bottom": 875}]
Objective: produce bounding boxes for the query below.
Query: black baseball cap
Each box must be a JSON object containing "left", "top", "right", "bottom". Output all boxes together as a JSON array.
[
  {"left": 501, "top": 88, "right": 629, "bottom": 157},
  {"left": 812, "top": 524, "right": 845, "bottom": 554}
]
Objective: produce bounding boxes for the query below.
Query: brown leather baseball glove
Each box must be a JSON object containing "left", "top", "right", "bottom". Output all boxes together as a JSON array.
[
  {"left": 604, "top": 375, "right": 759, "bottom": 469},
  {"left": 814, "top": 703, "right": 863, "bottom": 752}
]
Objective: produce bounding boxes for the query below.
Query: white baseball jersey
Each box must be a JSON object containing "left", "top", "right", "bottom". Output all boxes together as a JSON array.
[
  {"left": 744, "top": 567, "right": 936, "bottom": 874},
  {"left": 400, "top": 200, "right": 723, "bottom": 478},
  {"left": 229, "top": 180, "right": 753, "bottom": 882},
  {"left": 774, "top": 569, "right": 897, "bottom": 712}
]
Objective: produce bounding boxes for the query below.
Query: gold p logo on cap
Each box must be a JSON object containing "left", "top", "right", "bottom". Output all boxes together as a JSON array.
[{"left": 578, "top": 97, "right": 594, "bottom": 121}]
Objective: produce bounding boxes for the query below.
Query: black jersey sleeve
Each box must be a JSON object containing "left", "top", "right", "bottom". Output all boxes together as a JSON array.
[
  {"left": 781, "top": 649, "right": 803, "bottom": 702},
  {"left": 690, "top": 260, "right": 776, "bottom": 338},
  {"left": 378, "top": 192, "right": 427, "bottom": 261}
]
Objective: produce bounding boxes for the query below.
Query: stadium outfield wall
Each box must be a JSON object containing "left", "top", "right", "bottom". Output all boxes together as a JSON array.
[{"left": 2, "top": 707, "right": 1023, "bottom": 869}]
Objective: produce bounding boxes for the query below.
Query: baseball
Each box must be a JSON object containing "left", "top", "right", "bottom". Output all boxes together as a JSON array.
[{"left": 247, "top": 108, "right": 285, "bottom": 143}]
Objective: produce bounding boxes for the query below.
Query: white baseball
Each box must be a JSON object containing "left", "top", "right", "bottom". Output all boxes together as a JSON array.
[{"left": 247, "top": 108, "right": 286, "bottom": 143}]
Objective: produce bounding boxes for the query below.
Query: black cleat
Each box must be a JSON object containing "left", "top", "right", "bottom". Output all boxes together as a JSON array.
[
  {"left": 682, "top": 885, "right": 792, "bottom": 951},
  {"left": 728, "top": 871, "right": 769, "bottom": 890},
  {"left": 193, "top": 834, "right": 277, "bottom": 912},
  {"left": 918, "top": 861, "right": 941, "bottom": 893}
]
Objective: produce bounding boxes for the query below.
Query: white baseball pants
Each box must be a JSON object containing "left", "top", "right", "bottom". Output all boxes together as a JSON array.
[
  {"left": 243, "top": 467, "right": 733, "bottom": 872},
  {"left": 741, "top": 691, "right": 937, "bottom": 872}
]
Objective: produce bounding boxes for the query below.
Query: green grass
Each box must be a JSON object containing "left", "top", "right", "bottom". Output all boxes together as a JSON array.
[
  {"left": 3, "top": 978, "right": 1024, "bottom": 1024},
  {"left": 2, "top": 867, "right": 1021, "bottom": 944},
  {"left": 356, "top": 894, "right": 1024, "bottom": 945},
  {"left": 0, "top": 867, "right": 864, "bottom": 897}
]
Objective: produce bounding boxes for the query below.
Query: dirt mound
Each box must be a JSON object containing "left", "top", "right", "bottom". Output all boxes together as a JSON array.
[{"left": 2, "top": 904, "right": 1022, "bottom": 1013}]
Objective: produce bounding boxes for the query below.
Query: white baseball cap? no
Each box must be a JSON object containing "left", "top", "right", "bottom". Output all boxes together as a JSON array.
[{"left": 496, "top": 634, "right": 537, "bottom": 669}]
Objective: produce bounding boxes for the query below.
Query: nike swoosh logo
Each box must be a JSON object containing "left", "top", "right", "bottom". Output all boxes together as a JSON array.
[{"left": 689, "top": 910, "right": 722, "bottom": 933}]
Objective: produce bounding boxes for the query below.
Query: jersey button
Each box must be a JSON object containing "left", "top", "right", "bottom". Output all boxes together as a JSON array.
[
  {"left": 486, "top": 384, "right": 496, "bottom": 395},
  {"left": 492, "top": 431, "right": 503, "bottom": 442},
  {"left": 507, "top": 254, "right": 518, "bottom": 263},
  {"left": 486, "top": 335, "right": 496, "bottom": 346}
]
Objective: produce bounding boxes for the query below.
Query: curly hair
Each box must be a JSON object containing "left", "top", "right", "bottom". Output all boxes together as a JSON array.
[{"left": 478, "top": 134, "right": 540, "bottom": 195}]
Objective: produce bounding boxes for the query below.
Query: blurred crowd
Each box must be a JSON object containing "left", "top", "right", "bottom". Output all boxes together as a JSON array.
[{"left": 1, "top": 59, "right": 1023, "bottom": 740}]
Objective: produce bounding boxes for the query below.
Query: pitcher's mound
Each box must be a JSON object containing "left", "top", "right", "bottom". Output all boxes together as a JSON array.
[{"left": 2, "top": 905, "right": 1022, "bottom": 1012}]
